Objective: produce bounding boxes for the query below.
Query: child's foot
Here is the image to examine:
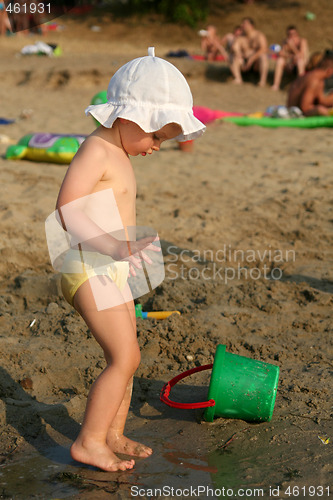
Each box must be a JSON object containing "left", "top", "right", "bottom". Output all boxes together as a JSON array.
[
  {"left": 107, "top": 433, "right": 153, "bottom": 458},
  {"left": 70, "top": 439, "right": 135, "bottom": 472}
]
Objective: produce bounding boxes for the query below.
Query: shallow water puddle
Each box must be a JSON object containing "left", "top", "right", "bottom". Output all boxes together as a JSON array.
[
  {"left": 0, "top": 439, "right": 216, "bottom": 499},
  {"left": 0, "top": 446, "right": 78, "bottom": 498},
  {"left": 0, "top": 431, "right": 328, "bottom": 498},
  {"left": 0, "top": 441, "right": 292, "bottom": 499}
]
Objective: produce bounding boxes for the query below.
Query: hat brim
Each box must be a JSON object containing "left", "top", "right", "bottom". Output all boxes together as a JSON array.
[{"left": 85, "top": 102, "right": 206, "bottom": 142}]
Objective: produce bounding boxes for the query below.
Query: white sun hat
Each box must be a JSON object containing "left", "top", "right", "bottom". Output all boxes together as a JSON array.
[{"left": 85, "top": 47, "right": 206, "bottom": 142}]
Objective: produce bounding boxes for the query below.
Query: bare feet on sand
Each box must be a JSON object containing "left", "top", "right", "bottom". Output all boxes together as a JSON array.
[
  {"left": 107, "top": 432, "right": 153, "bottom": 458},
  {"left": 70, "top": 439, "right": 135, "bottom": 472}
]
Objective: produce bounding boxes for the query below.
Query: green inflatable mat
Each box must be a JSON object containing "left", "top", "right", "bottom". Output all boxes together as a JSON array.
[{"left": 223, "top": 115, "right": 333, "bottom": 128}]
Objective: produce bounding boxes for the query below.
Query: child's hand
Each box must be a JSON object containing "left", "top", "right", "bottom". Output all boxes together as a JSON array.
[{"left": 114, "top": 236, "right": 161, "bottom": 277}]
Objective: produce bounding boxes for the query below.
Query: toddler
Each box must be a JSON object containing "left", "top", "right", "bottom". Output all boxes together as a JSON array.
[{"left": 53, "top": 47, "right": 205, "bottom": 472}]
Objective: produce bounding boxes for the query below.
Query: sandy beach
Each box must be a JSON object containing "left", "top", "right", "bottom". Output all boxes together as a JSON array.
[{"left": 0, "top": 1, "right": 332, "bottom": 498}]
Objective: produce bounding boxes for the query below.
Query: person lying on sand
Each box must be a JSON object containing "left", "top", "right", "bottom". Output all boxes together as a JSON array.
[
  {"left": 54, "top": 47, "right": 205, "bottom": 472},
  {"left": 229, "top": 17, "right": 269, "bottom": 86},
  {"left": 287, "top": 50, "right": 333, "bottom": 116}
]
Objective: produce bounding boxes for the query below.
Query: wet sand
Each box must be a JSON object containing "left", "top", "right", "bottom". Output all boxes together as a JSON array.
[{"left": 0, "top": 1, "right": 332, "bottom": 498}]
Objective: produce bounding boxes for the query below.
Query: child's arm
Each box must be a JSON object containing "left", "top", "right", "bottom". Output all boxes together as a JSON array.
[
  {"left": 56, "top": 136, "right": 158, "bottom": 264},
  {"left": 57, "top": 137, "right": 107, "bottom": 208},
  {"left": 56, "top": 137, "right": 121, "bottom": 255}
]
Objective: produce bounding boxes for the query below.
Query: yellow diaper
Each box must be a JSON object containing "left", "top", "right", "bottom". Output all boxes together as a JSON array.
[{"left": 61, "top": 249, "right": 130, "bottom": 306}]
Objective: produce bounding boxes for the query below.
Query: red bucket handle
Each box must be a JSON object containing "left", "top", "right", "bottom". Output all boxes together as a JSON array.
[{"left": 160, "top": 364, "right": 216, "bottom": 409}]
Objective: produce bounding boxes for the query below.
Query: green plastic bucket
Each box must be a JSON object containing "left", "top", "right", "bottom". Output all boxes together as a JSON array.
[
  {"left": 160, "top": 344, "right": 279, "bottom": 423},
  {"left": 204, "top": 344, "right": 279, "bottom": 422}
]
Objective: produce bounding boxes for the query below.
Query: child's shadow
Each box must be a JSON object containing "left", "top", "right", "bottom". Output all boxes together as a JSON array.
[{"left": 0, "top": 366, "right": 81, "bottom": 465}]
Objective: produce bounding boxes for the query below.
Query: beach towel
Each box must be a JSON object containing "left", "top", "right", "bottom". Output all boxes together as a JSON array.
[
  {"left": 193, "top": 106, "right": 243, "bottom": 124},
  {"left": 0, "top": 118, "right": 15, "bottom": 125},
  {"left": 224, "top": 115, "right": 333, "bottom": 128}
]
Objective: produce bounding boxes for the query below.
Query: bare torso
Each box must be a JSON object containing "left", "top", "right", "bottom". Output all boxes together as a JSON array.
[
  {"left": 280, "top": 37, "right": 308, "bottom": 66},
  {"left": 287, "top": 71, "right": 323, "bottom": 110},
  {"left": 238, "top": 30, "right": 264, "bottom": 58},
  {"left": 64, "top": 125, "right": 137, "bottom": 231},
  {"left": 247, "top": 30, "right": 263, "bottom": 53},
  {"left": 55, "top": 123, "right": 138, "bottom": 256},
  {"left": 90, "top": 138, "right": 137, "bottom": 231}
]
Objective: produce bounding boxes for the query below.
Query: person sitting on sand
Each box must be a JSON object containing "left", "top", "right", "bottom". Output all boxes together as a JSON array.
[
  {"left": 287, "top": 50, "right": 333, "bottom": 116},
  {"left": 0, "top": 1, "right": 13, "bottom": 35},
  {"left": 52, "top": 47, "right": 205, "bottom": 472},
  {"left": 272, "top": 25, "right": 309, "bottom": 91},
  {"left": 200, "top": 25, "right": 227, "bottom": 61},
  {"left": 229, "top": 17, "right": 269, "bottom": 86},
  {"left": 220, "top": 25, "right": 243, "bottom": 62}
]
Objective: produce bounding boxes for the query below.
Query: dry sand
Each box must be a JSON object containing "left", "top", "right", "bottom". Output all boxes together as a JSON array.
[{"left": 0, "top": 1, "right": 332, "bottom": 498}]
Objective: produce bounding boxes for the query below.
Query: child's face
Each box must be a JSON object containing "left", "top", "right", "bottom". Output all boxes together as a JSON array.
[{"left": 119, "top": 120, "right": 182, "bottom": 157}]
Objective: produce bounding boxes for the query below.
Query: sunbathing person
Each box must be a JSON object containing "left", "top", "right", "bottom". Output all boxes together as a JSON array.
[
  {"left": 200, "top": 25, "right": 227, "bottom": 61},
  {"left": 220, "top": 25, "right": 243, "bottom": 62},
  {"left": 287, "top": 50, "right": 333, "bottom": 116},
  {"left": 0, "top": 1, "right": 12, "bottom": 35},
  {"left": 272, "top": 25, "right": 309, "bottom": 91},
  {"left": 230, "top": 17, "right": 268, "bottom": 86}
]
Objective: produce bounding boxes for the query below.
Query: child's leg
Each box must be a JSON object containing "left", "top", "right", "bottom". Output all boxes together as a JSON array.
[
  {"left": 105, "top": 296, "right": 152, "bottom": 458},
  {"left": 70, "top": 277, "right": 139, "bottom": 471},
  {"left": 106, "top": 377, "right": 152, "bottom": 457}
]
